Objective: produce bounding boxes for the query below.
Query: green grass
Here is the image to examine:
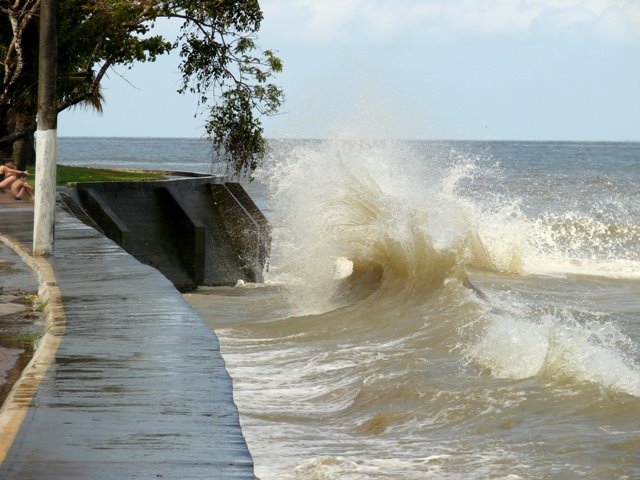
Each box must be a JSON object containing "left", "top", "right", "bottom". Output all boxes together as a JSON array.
[
  {"left": 25, "top": 164, "right": 166, "bottom": 185},
  {"left": 0, "top": 331, "right": 42, "bottom": 352}
]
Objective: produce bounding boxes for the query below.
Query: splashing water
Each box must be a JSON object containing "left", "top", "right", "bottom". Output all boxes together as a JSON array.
[
  {"left": 263, "top": 139, "right": 472, "bottom": 313},
  {"left": 196, "top": 139, "right": 640, "bottom": 480},
  {"left": 258, "top": 138, "right": 640, "bottom": 394}
]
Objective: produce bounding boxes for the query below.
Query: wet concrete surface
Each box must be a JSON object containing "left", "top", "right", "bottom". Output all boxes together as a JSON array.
[
  {"left": 0, "top": 202, "right": 42, "bottom": 408},
  {"left": 0, "top": 197, "right": 254, "bottom": 479},
  {"left": 0, "top": 258, "right": 42, "bottom": 408}
]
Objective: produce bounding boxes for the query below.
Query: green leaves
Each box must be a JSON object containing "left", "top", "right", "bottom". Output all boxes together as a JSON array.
[
  {"left": 206, "top": 86, "right": 266, "bottom": 177},
  {"left": 169, "top": 0, "right": 284, "bottom": 176},
  {"left": 1, "top": 0, "right": 284, "bottom": 176}
]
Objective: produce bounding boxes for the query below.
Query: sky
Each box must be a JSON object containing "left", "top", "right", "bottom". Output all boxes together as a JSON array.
[{"left": 58, "top": 0, "right": 640, "bottom": 141}]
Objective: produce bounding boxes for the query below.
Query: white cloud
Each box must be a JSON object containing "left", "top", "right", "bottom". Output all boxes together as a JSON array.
[
  {"left": 262, "top": 0, "right": 640, "bottom": 44},
  {"left": 440, "top": 0, "right": 540, "bottom": 34},
  {"left": 526, "top": 0, "right": 625, "bottom": 16},
  {"left": 287, "top": 0, "right": 361, "bottom": 41},
  {"left": 595, "top": 2, "right": 640, "bottom": 40}
]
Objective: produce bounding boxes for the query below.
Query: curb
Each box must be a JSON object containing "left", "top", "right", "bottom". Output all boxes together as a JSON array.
[{"left": 0, "top": 234, "right": 66, "bottom": 463}]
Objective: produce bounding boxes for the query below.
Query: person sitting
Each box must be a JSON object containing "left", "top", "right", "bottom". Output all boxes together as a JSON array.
[
  {"left": 10, "top": 173, "right": 34, "bottom": 200},
  {"left": 0, "top": 158, "right": 28, "bottom": 191}
]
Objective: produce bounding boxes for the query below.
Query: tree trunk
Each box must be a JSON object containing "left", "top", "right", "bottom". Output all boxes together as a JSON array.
[
  {"left": 13, "top": 111, "right": 36, "bottom": 169},
  {"left": 34, "top": 0, "right": 59, "bottom": 256},
  {"left": 0, "top": 108, "right": 13, "bottom": 159}
]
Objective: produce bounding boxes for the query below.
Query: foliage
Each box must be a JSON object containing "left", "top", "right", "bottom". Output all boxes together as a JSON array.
[{"left": 0, "top": 0, "right": 283, "bottom": 175}]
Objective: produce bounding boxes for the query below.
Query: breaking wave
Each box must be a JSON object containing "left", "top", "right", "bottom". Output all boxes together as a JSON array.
[{"left": 255, "top": 138, "right": 640, "bottom": 399}]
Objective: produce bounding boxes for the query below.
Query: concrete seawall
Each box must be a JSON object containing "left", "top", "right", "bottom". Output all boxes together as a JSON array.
[{"left": 60, "top": 176, "right": 270, "bottom": 291}]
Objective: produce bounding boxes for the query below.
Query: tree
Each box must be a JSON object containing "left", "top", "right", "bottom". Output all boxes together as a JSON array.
[
  {"left": 0, "top": 0, "right": 106, "bottom": 167},
  {"left": 0, "top": 0, "right": 283, "bottom": 175}
]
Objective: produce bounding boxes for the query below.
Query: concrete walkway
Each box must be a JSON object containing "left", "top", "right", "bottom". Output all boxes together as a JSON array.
[{"left": 0, "top": 196, "right": 254, "bottom": 479}]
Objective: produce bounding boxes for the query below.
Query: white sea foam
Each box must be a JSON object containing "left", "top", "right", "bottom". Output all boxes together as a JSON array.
[
  {"left": 466, "top": 299, "right": 640, "bottom": 397},
  {"left": 462, "top": 195, "right": 640, "bottom": 280}
]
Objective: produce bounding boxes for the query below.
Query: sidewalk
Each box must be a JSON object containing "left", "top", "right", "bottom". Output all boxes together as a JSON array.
[{"left": 0, "top": 196, "right": 254, "bottom": 479}]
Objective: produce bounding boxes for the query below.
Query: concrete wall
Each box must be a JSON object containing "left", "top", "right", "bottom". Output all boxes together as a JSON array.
[{"left": 59, "top": 177, "right": 270, "bottom": 291}]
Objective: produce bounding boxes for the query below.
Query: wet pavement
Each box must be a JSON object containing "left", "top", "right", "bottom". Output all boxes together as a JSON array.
[
  {"left": 0, "top": 242, "right": 42, "bottom": 407},
  {"left": 0, "top": 195, "right": 254, "bottom": 479}
]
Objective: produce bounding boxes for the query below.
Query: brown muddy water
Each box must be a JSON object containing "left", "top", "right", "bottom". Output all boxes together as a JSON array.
[{"left": 185, "top": 139, "right": 640, "bottom": 479}]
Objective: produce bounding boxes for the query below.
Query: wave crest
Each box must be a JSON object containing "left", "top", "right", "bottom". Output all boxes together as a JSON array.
[
  {"left": 465, "top": 306, "right": 640, "bottom": 397},
  {"left": 328, "top": 178, "right": 466, "bottom": 291},
  {"left": 264, "top": 139, "right": 472, "bottom": 313}
]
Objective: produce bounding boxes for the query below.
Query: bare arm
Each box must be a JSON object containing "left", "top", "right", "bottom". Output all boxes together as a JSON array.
[{"left": 0, "top": 165, "right": 27, "bottom": 176}]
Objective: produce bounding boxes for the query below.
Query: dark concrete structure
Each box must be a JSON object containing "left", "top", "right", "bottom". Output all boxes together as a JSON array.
[{"left": 60, "top": 177, "right": 270, "bottom": 291}]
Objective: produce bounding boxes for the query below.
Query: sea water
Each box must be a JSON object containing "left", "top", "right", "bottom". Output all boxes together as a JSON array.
[{"left": 60, "top": 137, "right": 640, "bottom": 479}]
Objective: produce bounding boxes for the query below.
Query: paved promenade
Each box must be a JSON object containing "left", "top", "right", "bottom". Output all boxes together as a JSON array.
[{"left": 0, "top": 195, "right": 254, "bottom": 479}]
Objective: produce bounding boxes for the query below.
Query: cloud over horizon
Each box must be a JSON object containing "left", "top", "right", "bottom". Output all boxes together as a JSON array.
[{"left": 267, "top": 0, "right": 640, "bottom": 44}]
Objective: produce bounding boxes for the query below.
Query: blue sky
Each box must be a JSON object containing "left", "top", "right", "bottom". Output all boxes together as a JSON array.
[{"left": 58, "top": 0, "right": 640, "bottom": 141}]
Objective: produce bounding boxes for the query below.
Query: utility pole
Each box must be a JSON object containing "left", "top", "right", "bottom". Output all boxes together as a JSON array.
[{"left": 33, "top": 0, "right": 58, "bottom": 255}]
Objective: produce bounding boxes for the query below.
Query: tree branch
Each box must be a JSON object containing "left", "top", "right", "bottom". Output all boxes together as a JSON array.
[
  {"left": 57, "top": 54, "right": 117, "bottom": 112},
  {"left": 0, "top": 122, "right": 35, "bottom": 146}
]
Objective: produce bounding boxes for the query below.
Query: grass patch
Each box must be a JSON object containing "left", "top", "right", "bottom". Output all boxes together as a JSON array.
[
  {"left": 25, "top": 164, "right": 165, "bottom": 185},
  {"left": 0, "top": 331, "right": 42, "bottom": 352},
  {"left": 35, "top": 299, "right": 48, "bottom": 312}
]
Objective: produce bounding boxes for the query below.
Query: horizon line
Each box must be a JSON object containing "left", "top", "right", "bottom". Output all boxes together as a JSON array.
[{"left": 56, "top": 136, "right": 640, "bottom": 144}]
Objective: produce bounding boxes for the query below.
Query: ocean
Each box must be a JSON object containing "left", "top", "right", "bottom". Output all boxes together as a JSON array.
[{"left": 59, "top": 137, "right": 640, "bottom": 479}]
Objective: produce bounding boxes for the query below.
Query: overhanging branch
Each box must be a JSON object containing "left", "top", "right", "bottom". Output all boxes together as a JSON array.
[{"left": 0, "top": 124, "right": 35, "bottom": 146}]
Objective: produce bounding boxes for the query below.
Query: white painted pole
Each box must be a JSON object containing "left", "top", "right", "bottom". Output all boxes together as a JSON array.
[
  {"left": 33, "top": 130, "right": 57, "bottom": 254},
  {"left": 33, "top": 0, "right": 58, "bottom": 255}
]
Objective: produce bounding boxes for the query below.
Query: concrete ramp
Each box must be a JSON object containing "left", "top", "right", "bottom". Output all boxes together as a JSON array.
[{"left": 60, "top": 177, "right": 269, "bottom": 291}]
